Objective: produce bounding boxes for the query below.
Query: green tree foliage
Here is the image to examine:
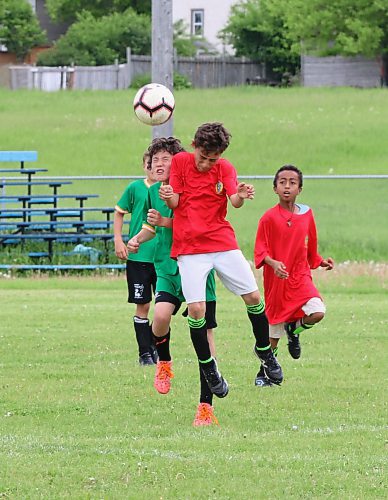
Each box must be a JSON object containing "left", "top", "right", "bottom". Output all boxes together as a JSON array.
[
  {"left": 0, "top": 0, "right": 46, "bottom": 61},
  {"left": 221, "top": 0, "right": 299, "bottom": 78},
  {"left": 173, "top": 20, "right": 197, "bottom": 57},
  {"left": 277, "top": 0, "right": 388, "bottom": 57},
  {"left": 36, "top": 9, "right": 150, "bottom": 66},
  {"left": 46, "top": 0, "right": 150, "bottom": 23}
]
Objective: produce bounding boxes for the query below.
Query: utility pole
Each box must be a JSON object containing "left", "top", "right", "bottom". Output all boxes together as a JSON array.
[{"left": 152, "top": 0, "right": 174, "bottom": 138}]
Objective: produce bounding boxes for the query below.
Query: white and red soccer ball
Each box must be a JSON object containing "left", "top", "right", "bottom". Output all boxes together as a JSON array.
[{"left": 133, "top": 83, "right": 175, "bottom": 126}]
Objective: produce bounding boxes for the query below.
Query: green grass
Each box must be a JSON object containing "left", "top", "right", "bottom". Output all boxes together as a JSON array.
[
  {"left": 0, "top": 267, "right": 387, "bottom": 498},
  {"left": 1, "top": 87, "right": 388, "bottom": 175},
  {"left": 0, "top": 88, "right": 386, "bottom": 498},
  {"left": 1, "top": 87, "right": 388, "bottom": 263}
]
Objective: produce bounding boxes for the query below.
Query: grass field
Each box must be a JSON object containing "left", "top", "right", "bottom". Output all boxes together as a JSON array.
[
  {"left": 1, "top": 87, "right": 387, "bottom": 263},
  {"left": 0, "top": 86, "right": 387, "bottom": 498},
  {"left": 1, "top": 86, "right": 388, "bottom": 176},
  {"left": 0, "top": 264, "right": 387, "bottom": 498}
]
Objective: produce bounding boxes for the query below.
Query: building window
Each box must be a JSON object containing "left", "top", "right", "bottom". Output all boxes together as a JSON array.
[{"left": 191, "top": 9, "right": 204, "bottom": 36}]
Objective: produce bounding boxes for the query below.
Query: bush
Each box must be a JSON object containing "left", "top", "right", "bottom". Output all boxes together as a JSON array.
[
  {"left": 37, "top": 8, "right": 150, "bottom": 66},
  {"left": 0, "top": 0, "right": 46, "bottom": 61},
  {"left": 130, "top": 72, "right": 192, "bottom": 90}
]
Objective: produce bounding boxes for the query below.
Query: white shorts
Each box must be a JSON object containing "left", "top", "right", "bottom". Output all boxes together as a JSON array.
[
  {"left": 177, "top": 250, "right": 258, "bottom": 304},
  {"left": 269, "top": 297, "right": 326, "bottom": 339}
]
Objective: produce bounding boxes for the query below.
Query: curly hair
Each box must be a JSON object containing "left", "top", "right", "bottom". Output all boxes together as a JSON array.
[
  {"left": 273, "top": 164, "right": 303, "bottom": 187},
  {"left": 193, "top": 122, "right": 231, "bottom": 153},
  {"left": 147, "top": 137, "right": 185, "bottom": 160}
]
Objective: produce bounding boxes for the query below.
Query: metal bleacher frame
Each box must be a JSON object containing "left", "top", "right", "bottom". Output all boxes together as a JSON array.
[{"left": 0, "top": 152, "right": 128, "bottom": 272}]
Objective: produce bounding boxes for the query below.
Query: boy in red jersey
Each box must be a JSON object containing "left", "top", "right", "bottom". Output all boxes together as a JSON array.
[
  {"left": 254, "top": 165, "right": 334, "bottom": 386},
  {"left": 127, "top": 137, "right": 220, "bottom": 426},
  {"left": 159, "top": 122, "right": 283, "bottom": 395}
]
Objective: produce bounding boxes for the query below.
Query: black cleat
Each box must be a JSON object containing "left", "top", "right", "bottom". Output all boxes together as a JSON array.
[
  {"left": 254, "top": 346, "right": 283, "bottom": 385},
  {"left": 254, "top": 365, "right": 273, "bottom": 387},
  {"left": 139, "top": 352, "right": 155, "bottom": 366},
  {"left": 200, "top": 359, "right": 229, "bottom": 398},
  {"left": 285, "top": 322, "right": 301, "bottom": 359}
]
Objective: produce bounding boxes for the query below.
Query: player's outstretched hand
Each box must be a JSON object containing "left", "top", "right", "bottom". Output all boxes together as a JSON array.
[
  {"left": 159, "top": 183, "right": 174, "bottom": 200},
  {"left": 114, "top": 239, "right": 128, "bottom": 260},
  {"left": 147, "top": 208, "right": 162, "bottom": 227},
  {"left": 321, "top": 257, "right": 334, "bottom": 270},
  {"left": 127, "top": 236, "right": 140, "bottom": 254},
  {"left": 237, "top": 182, "right": 255, "bottom": 200}
]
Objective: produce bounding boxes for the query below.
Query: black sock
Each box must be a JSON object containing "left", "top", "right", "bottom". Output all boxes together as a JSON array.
[
  {"left": 152, "top": 329, "right": 171, "bottom": 361},
  {"left": 246, "top": 301, "right": 270, "bottom": 350},
  {"left": 188, "top": 316, "right": 212, "bottom": 362},
  {"left": 148, "top": 323, "right": 155, "bottom": 349},
  {"left": 199, "top": 362, "right": 213, "bottom": 405},
  {"left": 133, "top": 316, "right": 151, "bottom": 355}
]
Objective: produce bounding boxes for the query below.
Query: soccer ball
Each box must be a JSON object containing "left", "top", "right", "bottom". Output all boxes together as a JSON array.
[{"left": 133, "top": 83, "right": 175, "bottom": 126}]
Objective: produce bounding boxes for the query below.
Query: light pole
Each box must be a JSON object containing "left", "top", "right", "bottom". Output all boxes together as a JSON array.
[{"left": 151, "top": 0, "right": 174, "bottom": 139}]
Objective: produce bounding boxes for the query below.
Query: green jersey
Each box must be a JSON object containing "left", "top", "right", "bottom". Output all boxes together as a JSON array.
[
  {"left": 143, "top": 182, "right": 177, "bottom": 276},
  {"left": 143, "top": 182, "right": 216, "bottom": 302},
  {"left": 115, "top": 179, "right": 156, "bottom": 263}
]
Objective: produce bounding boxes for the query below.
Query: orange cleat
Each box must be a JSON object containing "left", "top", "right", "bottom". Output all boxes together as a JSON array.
[
  {"left": 193, "top": 402, "right": 219, "bottom": 427},
  {"left": 153, "top": 361, "right": 174, "bottom": 394}
]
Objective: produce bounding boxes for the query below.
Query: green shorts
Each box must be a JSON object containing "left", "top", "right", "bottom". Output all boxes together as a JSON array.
[
  {"left": 155, "top": 273, "right": 185, "bottom": 303},
  {"left": 155, "top": 269, "right": 216, "bottom": 303}
]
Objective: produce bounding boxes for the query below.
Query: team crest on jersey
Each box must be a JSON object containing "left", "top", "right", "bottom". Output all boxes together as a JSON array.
[{"left": 215, "top": 181, "right": 223, "bottom": 194}]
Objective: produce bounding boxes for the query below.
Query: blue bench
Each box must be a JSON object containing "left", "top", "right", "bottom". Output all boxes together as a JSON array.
[
  {"left": 0, "top": 232, "right": 125, "bottom": 262},
  {"left": 0, "top": 207, "right": 114, "bottom": 223},
  {"left": 0, "top": 151, "right": 38, "bottom": 169},
  {"left": 0, "top": 168, "right": 49, "bottom": 184},
  {"left": 0, "top": 219, "right": 126, "bottom": 231},
  {"left": 0, "top": 194, "right": 98, "bottom": 206},
  {"left": 0, "top": 264, "right": 126, "bottom": 271},
  {"left": 0, "top": 180, "right": 72, "bottom": 196}
]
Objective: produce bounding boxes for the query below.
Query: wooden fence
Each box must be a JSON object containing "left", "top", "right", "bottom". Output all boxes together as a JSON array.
[
  {"left": 8, "top": 54, "right": 264, "bottom": 91},
  {"left": 301, "top": 55, "right": 382, "bottom": 88}
]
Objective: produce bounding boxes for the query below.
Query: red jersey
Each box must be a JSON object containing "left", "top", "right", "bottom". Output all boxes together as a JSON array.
[
  {"left": 254, "top": 204, "right": 323, "bottom": 324},
  {"left": 169, "top": 151, "right": 239, "bottom": 258}
]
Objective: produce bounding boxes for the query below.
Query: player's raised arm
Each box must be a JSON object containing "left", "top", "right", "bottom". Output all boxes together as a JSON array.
[
  {"left": 147, "top": 208, "right": 173, "bottom": 228},
  {"left": 159, "top": 183, "right": 179, "bottom": 209},
  {"left": 127, "top": 228, "right": 155, "bottom": 253},
  {"left": 230, "top": 182, "right": 255, "bottom": 208}
]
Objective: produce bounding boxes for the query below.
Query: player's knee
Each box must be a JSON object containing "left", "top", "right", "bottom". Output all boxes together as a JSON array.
[
  {"left": 136, "top": 302, "right": 150, "bottom": 317},
  {"left": 242, "top": 289, "right": 261, "bottom": 305},
  {"left": 309, "top": 311, "right": 325, "bottom": 324},
  {"left": 187, "top": 302, "right": 206, "bottom": 319}
]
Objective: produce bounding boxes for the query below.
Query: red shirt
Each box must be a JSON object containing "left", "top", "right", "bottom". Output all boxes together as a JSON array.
[
  {"left": 169, "top": 152, "right": 239, "bottom": 257},
  {"left": 254, "top": 204, "right": 323, "bottom": 324}
]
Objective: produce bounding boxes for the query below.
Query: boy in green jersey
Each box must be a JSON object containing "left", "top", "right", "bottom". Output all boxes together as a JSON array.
[
  {"left": 114, "top": 151, "right": 158, "bottom": 366},
  {"left": 128, "top": 137, "right": 219, "bottom": 426}
]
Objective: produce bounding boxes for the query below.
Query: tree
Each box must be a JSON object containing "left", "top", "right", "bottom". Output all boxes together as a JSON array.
[
  {"left": 277, "top": 0, "right": 388, "bottom": 58},
  {"left": 0, "top": 0, "right": 46, "bottom": 61},
  {"left": 37, "top": 9, "right": 151, "bottom": 66},
  {"left": 276, "top": 0, "right": 388, "bottom": 84},
  {"left": 46, "top": 0, "right": 151, "bottom": 23},
  {"left": 221, "top": 0, "right": 299, "bottom": 79}
]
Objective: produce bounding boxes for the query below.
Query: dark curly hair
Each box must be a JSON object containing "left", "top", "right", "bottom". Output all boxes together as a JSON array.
[
  {"left": 273, "top": 164, "right": 303, "bottom": 187},
  {"left": 193, "top": 122, "right": 231, "bottom": 154},
  {"left": 147, "top": 137, "right": 185, "bottom": 162}
]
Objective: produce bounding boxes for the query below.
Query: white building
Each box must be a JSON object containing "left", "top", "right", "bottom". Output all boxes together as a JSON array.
[{"left": 172, "top": 0, "right": 238, "bottom": 55}]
